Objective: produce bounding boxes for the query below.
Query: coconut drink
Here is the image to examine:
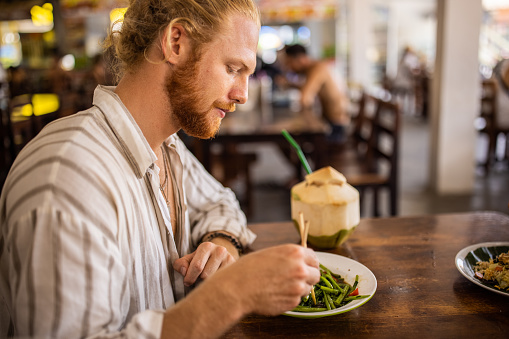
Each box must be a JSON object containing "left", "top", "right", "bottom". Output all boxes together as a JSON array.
[{"left": 291, "top": 166, "right": 360, "bottom": 249}]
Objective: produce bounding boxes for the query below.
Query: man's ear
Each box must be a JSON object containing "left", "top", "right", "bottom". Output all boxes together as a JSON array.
[{"left": 162, "top": 24, "right": 189, "bottom": 65}]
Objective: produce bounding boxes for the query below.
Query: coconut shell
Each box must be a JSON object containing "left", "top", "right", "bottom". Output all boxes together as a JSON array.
[
  {"left": 291, "top": 166, "right": 360, "bottom": 248},
  {"left": 292, "top": 166, "right": 359, "bottom": 205}
]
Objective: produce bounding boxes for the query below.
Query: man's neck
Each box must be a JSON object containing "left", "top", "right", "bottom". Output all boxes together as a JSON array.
[{"left": 115, "top": 63, "right": 179, "bottom": 153}]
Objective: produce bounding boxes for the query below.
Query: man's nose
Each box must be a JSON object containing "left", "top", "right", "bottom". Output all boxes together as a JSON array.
[{"left": 230, "top": 77, "right": 249, "bottom": 104}]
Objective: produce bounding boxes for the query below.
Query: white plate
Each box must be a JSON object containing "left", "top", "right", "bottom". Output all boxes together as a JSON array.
[
  {"left": 283, "top": 251, "right": 377, "bottom": 319},
  {"left": 455, "top": 242, "right": 509, "bottom": 296}
]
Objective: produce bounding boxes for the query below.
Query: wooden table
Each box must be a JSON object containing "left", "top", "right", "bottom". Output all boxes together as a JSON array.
[{"left": 222, "top": 211, "right": 509, "bottom": 338}]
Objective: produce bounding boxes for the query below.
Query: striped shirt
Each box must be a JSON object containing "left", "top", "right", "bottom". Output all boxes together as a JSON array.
[{"left": 0, "top": 85, "right": 256, "bottom": 338}]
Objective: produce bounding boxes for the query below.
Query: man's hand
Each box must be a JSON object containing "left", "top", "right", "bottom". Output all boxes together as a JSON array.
[
  {"left": 216, "top": 244, "right": 321, "bottom": 316},
  {"left": 162, "top": 244, "right": 320, "bottom": 339},
  {"left": 173, "top": 241, "right": 236, "bottom": 286}
]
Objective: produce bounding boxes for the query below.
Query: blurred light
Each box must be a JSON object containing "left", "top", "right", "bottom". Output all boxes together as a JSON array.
[
  {"left": 1, "top": 24, "right": 22, "bottom": 68},
  {"left": 474, "top": 117, "right": 487, "bottom": 130},
  {"left": 259, "top": 34, "right": 282, "bottom": 50},
  {"left": 479, "top": 64, "right": 493, "bottom": 79},
  {"left": 3, "top": 32, "right": 19, "bottom": 44},
  {"left": 32, "top": 94, "right": 59, "bottom": 116},
  {"left": 12, "top": 104, "right": 33, "bottom": 117},
  {"left": 0, "top": 44, "right": 20, "bottom": 67},
  {"left": 86, "top": 35, "right": 104, "bottom": 57},
  {"left": 279, "top": 25, "right": 294, "bottom": 45},
  {"left": 262, "top": 50, "right": 277, "bottom": 64},
  {"left": 110, "top": 8, "right": 127, "bottom": 31},
  {"left": 259, "top": 26, "right": 283, "bottom": 50},
  {"left": 31, "top": 3, "right": 53, "bottom": 26},
  {"left": 297, "top": 26, "right": 311, "bottom": 41},
  {"left": 42, "top": 30, "right": 55, "bottom": 43},
  {"left": 60, "top": 54, "right": 75, "bottom": 71}
]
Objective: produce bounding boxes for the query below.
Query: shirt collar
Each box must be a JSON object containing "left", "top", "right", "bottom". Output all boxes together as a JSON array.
[{"left": 92, "top": 85, "right": 161, "bottom": 178}]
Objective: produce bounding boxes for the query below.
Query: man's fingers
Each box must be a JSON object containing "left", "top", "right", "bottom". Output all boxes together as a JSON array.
[
  {"left": 183, "top": 245, "right": 211, "bottom": 286},
  {"left": 173, "top": 252, "right": 195, "bottom": 277},
  {"left": 200, "top": 259, "right": 222, "bottom": 280},
  {"left": 200, "top": 245, "right": 235, "bottom": 279},
  {"left": 173, "top": 242, "right": 236, "bottom": 286},
  {"left": 303, "top": 248, "right": 320, "bottom": 268},
  {"left": 307, "top": 265, "right": 321, "bottom": 285}
]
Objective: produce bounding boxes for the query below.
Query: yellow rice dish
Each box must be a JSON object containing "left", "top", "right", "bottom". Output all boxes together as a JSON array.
[{"left": 474, "top": 251, "right": 509, "bottom": 291}]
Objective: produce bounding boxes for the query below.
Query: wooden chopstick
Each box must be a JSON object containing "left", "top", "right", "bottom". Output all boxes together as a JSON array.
[
  {"left": 304, "top": 221, "right": 310, "bottom": 246},
  {"left": 299, "top": 212, "right": 306, "bottom": 247},
  {"left": 298, "top": 211, "right": 316, "bottom": 305}
]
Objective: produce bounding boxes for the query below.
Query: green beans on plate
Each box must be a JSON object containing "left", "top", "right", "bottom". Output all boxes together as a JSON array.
[{"left": 292, "top": 263, "right": 369, "bottom": 312}]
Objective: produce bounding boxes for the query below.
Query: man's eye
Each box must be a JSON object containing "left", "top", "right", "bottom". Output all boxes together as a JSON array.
[{"left": 227, "top": 66, "right": 238, "bottom": 74}]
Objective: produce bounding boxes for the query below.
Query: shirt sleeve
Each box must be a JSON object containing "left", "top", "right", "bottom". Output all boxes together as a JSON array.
[
  {"left": 175, "top": 137, "right": 256, "bottom": 248},
  {"left": 0, "top": 207, "right": 163, "bottom": 339}
]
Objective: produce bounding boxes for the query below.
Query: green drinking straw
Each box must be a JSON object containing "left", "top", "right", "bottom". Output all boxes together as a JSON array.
[{"left": 281, "top": 129, "right": 312, "bottom": 175}]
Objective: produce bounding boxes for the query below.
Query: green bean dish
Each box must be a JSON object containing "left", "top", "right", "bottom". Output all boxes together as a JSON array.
[{"left": 293, "top": 264, "right": 369, "bottom": 313}]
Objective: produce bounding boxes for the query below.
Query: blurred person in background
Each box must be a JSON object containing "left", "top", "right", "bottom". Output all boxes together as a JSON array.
[
  {"left": 391, "top": 45, "right": 421, "bottom": 115},
  {"left": 6, "top": 66, "right": 31, "bottom": 98},
  {"left": 491, "top": 58, "right": 509, "bottom": 131},
  {"left": 279, "top": 44, "right": 350, "bottom": 145},
  {"left": 47, "top": 53, "right": 72, "bottom": 96},
  {"left": 0, "top": 0, "right": 320, "bottom": 338},
  {"left": 487, "top": 57, "right": 509, "bottom": 162}
]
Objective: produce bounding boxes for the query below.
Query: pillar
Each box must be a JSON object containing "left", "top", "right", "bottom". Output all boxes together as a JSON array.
[{"left": 429, "top": 0, "right": 483, "bottom": 194}]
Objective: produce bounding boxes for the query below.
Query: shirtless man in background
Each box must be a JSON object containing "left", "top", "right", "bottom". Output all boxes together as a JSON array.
[{"left": 282, "top": 44, "right": 350, "bottom": 144}]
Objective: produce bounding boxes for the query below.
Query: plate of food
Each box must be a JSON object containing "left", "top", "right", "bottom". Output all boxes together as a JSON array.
[
  {"left": 455, "top": 242, "right": 509, "bottom": 296},
  {"left": 283, "top": 251, "right": 377, "bottom": 319}
]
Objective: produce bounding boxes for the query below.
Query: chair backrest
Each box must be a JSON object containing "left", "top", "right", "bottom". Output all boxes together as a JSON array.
[
  {"left": 371, "top": 93, "right": 401, "bottom": 171},
  {"left": 347, "top": 92, "right": 378, "bottom": 159},
  {"left": 350, "top": 93, "right": 388, "bottom": 161},
  {"left": 367, "top": 93, "right": 400, "bottom": 197},
  {"left": 8, "top": 94, "right": 63, "bottom": 158},
  {"left": 350, "top": 91, "right": 367, "bottom": 145},
  {"left": 325, "top": 91, "right": 400, "bottom": 216}
]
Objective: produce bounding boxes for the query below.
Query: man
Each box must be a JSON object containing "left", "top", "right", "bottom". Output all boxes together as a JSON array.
[
  {"left": 0, "top": 1, "right": 320, "bottom": 338},
  {"left": 392, "top": 45, "right": 421, "bottom": 116},
  {"left": 282, "top": 44, "right": 350, "bottom": 144},
  {"left": 485, "top": 57, "right": 509, "bottom": 167}
]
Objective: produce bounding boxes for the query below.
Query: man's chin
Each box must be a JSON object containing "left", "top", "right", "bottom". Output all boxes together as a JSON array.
[{"left": 184, "top": 125, "right": 220, "bottom": 140}]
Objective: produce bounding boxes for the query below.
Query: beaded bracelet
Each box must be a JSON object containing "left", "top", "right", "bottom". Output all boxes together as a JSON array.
[{"left": 201, "top": 231, "right": 243, "bottom": 253}]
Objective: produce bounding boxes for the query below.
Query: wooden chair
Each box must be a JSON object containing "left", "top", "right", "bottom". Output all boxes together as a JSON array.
[
  {"left": 329, "top": 92, "right": 400, "bottom": 217},
  {"left": 180, "top": 133, "right": 258, "bottom": 217},
  {"left": 327, "top": 88, "right": 367, "bottom": 158},
  {"left": 213, "top": 145, "right": 258, "bottom": 217},
  {"left": 9, "top": 95, "right": 43, "bottom": 156},
  {"left": 8, "top": 94, "right": 63, "bottom": 157},
  {"left": 327, "top": 92, "right": 377, "bottom": 175}
]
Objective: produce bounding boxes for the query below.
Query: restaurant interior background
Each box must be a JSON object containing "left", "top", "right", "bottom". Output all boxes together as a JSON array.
[{"left": 1, "top": 0, "right": 509, "bottom": 222}]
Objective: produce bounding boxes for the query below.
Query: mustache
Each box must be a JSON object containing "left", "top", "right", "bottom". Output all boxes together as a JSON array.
[{"left": 215, "top": 102, "right": 236, "bottom": 112}]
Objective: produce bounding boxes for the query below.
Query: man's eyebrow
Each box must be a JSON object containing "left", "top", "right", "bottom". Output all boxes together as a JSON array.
[
  {"left": 240, "top": 61, "right": 256, "bottom": 74},
  {"left": 244, "top": 63, "right": 256, "bottom": 76},
  {"left": 231, "top": 58, "right": 256, "bottom": 73}
]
